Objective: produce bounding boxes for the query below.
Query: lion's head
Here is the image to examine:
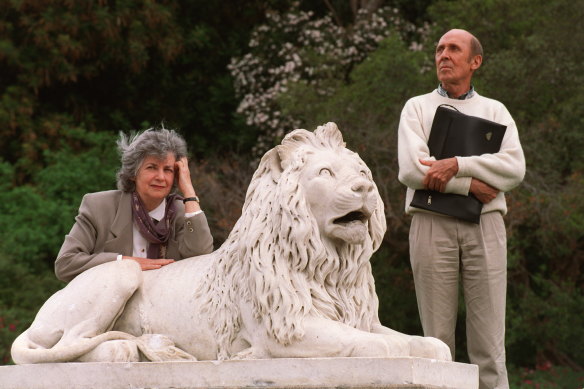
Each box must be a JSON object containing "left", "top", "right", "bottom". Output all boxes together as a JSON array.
[
  {"left": 291, "top": 134, "right": 379, "bottom": 246},
  {"left": 201, "top": 123, "right": 386, "bottom": 359},
  {"left": 247, "top": 122, "right": 386, "bottom": 247}
]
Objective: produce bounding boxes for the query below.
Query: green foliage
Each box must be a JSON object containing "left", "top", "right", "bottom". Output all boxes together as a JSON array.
[
  {"left": 281, "top": 35, "right": 432, "bottom": 129},
  {"left": 0, "top": 124, "right": 117, "bottom": 272},
  {"left": 0, "top": 0, "right": 181, "bottom": 167},
  {"left": 229, "top": 2, "right": 417, "bottom": 156},
  {"left": 0, "top": 123, "right": 116, "bottom": 363},
  {"left": 0, "top": 0, "right": 274, "bottom": 173},
  {"left": 35, "top": 126, "right": 118, "bottom": 205},
  {"left": 508, "top": 364, "right": 584, "bottom": 389},
  {"left": 371, "top": 247, "right": 422, "bottom": 336},
  {"left": 508, "top": 277, "right": 584, "bottom": 368}
]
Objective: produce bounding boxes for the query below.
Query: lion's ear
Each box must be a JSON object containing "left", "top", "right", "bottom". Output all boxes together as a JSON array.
[
  {"left": 260, "top": 148, "right": 284, "bottom": 182},
  {"left": 278, "top": 129, "right": 311, "bottom": 170},
  {"left": 276, "top": 143, "right": 294, "bottom": 171},
  {"left": 262, "top": 129, "right": 310, "bottom": 182},
  {"left": 315, "top": 122, "right": 345, "bottom": 148}
]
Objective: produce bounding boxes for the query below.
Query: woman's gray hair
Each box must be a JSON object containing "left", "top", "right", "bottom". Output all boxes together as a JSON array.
[{"left": 116, "top": 127, "right": 188, "bottom": 192}]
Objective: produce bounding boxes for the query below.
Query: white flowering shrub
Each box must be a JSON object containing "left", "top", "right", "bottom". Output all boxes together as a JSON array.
[{"left": 229, "top": 3, "right": 415, "bottom": 156}]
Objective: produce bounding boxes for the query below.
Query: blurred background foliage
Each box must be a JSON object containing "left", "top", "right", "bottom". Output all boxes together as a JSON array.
[{"left": 0, "top": 0, "right": 582, "bottom": 384}]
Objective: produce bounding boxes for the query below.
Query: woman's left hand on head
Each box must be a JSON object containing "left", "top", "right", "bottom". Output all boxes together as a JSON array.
[
  {"left": 175, "top": 157, "right": 201, "bottom": 212},
  {"left": 175, "top": 157, "right": 196, "bottom": 197}
]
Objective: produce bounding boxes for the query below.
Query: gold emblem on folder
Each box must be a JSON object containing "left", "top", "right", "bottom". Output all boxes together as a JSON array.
[{"left": 486, "top": 131, "right": 493, "bottom": 141}]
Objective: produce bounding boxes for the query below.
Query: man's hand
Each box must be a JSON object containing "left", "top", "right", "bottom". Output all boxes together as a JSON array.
[
  {"left": 420, "top": 158, "right": 459, "bottom": 192},
  {"left": 122, "top": 256, "right": 175, "bottom": 271},
  {"left": 469, "top": 178, "right": 499, "bottom": 204}
]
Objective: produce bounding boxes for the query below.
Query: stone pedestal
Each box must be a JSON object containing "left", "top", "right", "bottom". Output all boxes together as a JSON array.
[{"left": 0, "top": 357, "right": 477, "bottom": 389}]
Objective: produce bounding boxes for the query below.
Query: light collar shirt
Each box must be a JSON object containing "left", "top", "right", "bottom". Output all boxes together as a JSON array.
[
  {"left": 437, "top": 84, "right": 475, "bottom": 100},
  {"left": 132, "top": 198, "right": 166, "bottom": 258},
  {"left": 131, "top": 199, "right": 203, "bottom": 258}
]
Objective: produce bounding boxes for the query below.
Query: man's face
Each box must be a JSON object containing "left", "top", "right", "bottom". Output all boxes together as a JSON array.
[{"left": 435, "top": 29, "right": 480, "bottom": 86}]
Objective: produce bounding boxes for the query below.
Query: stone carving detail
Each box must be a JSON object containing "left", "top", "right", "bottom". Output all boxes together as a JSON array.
[{"left": 11, "top": 123, "right": 451, "bottom": 364}]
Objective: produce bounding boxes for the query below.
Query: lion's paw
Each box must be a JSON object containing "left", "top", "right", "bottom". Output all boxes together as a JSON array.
[
  {"left": 231, "top": 346, "right": 269, "bottom": 360},
  {"left": 135, "top": 334, "right": 197, "bottom": 362},
  {"left": 409, "top": 336, "right": 452, "bottom": 361}
]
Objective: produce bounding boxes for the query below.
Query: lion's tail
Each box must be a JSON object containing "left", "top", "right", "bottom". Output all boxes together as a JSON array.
[{"left": 10, "top": 330, "right": 134, "bottom": 364}]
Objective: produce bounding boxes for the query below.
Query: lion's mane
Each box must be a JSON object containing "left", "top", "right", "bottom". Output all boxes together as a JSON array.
[{"left": 198, "top": 123, "right": 386, "bottom": 359}]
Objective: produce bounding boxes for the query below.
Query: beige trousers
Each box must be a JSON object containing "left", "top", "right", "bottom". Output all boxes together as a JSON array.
[{"left": 409, "top": 212, "right": 509, "bottom": 389}]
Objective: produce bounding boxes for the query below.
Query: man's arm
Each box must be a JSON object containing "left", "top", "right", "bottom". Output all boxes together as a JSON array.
[
  {"left": 469, "top": 178, "right": 499, "bottom": 204},
  {"left": 397, "top": 99, "right": 471, "bottom": 195},
  {"left": 455, "top": 105, "right": 526, "bottom": 192},
  {"left": 419, "top": 158, "right": 499, "bottom": 204}
]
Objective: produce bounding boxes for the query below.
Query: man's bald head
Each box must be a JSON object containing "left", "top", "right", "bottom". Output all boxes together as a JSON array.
[
  {"left": 441, "top": 29, "right": 483, "bottom": 60},
  {"left": 435, "top": 29, "right": 483, "bottom": 97}
]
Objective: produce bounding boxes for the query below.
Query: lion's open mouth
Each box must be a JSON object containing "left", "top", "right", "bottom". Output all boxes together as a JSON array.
[
  {"left": 329, "top": 208, "right": 372, "bottom": 244},
  {"left": 333, "top": 210, "right": 369, "bottom": 225}
]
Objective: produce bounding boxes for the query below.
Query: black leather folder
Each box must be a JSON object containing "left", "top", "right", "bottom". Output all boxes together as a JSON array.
[{"left": 410, "top": 104, "right": 507, "bottom": 224}]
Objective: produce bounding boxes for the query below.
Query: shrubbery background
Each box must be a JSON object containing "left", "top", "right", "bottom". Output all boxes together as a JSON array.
[{"left": 1, "top": 0, "right": 582, "bottom": 383}]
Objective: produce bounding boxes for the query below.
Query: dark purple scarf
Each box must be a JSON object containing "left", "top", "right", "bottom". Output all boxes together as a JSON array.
[{"left": 131, "top": 192, "right": 182, "bottom": 259}]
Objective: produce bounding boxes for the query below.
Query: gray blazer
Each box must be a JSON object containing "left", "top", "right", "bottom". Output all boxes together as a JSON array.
[{"left": 55, "top": 190, "right": 213, "bottom": 282}]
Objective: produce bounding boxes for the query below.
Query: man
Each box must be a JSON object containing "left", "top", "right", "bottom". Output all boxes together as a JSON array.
[{"left": 397, "top": 29, "right": 525, "bottom": 389}]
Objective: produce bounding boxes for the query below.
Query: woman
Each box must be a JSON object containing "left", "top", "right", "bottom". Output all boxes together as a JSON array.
[{"left": 55, "top": 128, "right": 214, "bottom": 282}]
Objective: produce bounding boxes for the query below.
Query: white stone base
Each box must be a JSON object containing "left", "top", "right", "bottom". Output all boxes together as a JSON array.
[{"left": 0, "top": 357, "right": 478, "bottom": 389}]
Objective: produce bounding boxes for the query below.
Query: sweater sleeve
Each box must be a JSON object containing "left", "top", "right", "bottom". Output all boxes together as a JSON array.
[
  {"left": 455, "top": 103, "right": 526, "bottom": 192},
  {"left": 397, "top": 98, "right": 471, "bottom": 195}
]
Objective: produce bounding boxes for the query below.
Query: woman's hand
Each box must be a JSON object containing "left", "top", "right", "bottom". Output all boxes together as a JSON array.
[
  {"left": 175, "top": 157, "right": 201, "bottom": 212},
  {"left": 175, "top": 157, "right": 195, "bottom": 197},
  {"left": 122, "top": 256, "right": 175, "bottom": 271}
]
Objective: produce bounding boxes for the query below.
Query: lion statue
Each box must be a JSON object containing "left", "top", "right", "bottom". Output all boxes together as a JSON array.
[{"left": 11, "top": 123, "right": 451, "bottom": 364}]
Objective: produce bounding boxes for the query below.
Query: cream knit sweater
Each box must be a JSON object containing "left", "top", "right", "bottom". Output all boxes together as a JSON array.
[{"left": 398, "top": 90, "right": 526, "bottom": 216}]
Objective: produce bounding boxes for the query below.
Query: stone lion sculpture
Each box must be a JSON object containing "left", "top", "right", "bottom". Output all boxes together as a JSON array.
[{"left": 12, "top": 123, "right": 451, "bottom": 364}]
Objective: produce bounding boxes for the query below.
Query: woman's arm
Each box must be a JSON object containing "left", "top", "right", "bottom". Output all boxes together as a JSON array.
[
  {"left": 54, "top": 194, "right": 119, "bottom": 282},
  {"left": 174, "top": 157, "right": 214, "bottom": 258}
]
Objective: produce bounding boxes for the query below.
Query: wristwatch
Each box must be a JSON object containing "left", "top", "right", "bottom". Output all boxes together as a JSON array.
[{"left": 183, "top": 196, "right": 200, "bottom": 203}]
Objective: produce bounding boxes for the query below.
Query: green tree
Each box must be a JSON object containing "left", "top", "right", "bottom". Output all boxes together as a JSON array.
[
  {"left": 0, "top": 124, "right": 118, "bottom": 272},
  {"left": 0, "top": 123, "right": 117, "bottom": 364},
  {"left": 0, "top": 0, "right": 283, "bottom": 182},
  {"left": 1, "top": 0, "right": 182, "bottom": 173},
  {"left": 229, "top": 1, "right": 420, "bottom": 156}
]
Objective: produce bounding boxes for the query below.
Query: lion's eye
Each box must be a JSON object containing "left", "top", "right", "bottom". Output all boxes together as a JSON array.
[
  {"left": 360, "top": 170, "right": 368, "bottom": 177},
  {"left": 319, "top": 168, "right": 333, "bottom": 177}
]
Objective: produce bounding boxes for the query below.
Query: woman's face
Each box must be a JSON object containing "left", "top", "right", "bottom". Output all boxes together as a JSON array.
[{"left": 135, "top": 153, "right": 176, "bottom": 211}]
